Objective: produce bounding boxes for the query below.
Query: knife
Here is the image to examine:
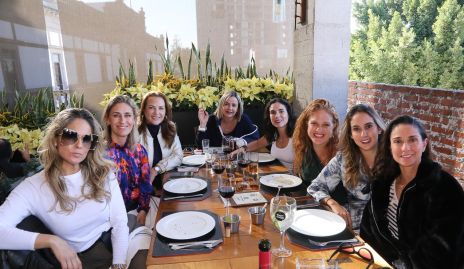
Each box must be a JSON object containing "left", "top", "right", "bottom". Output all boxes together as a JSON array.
[{"left": 163, "top": 193, "right": 204, "bottom": 200}]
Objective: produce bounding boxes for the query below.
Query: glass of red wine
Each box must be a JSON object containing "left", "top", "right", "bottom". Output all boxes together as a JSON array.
[
  {"left": 237, "top": 151, "right": 250, "bottom": 175},
  {"left": 219, "top": 173, "right": 236, "bottom": 217},
  {"left": 212, "top": 153, "right": 226, "bottom": 187}
]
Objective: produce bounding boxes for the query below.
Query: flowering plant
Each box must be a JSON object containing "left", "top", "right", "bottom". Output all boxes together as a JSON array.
[
  {"left": 101, "top": 76, "right": 293, "bottom": 111},
  {"left": 0, "top": 124, "right": 43, "bottom": 154}
]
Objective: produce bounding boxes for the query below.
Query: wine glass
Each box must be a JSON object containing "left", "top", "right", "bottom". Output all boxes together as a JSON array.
[
  {"left": 212, "top": 153, "right": 226, "bottom": 181},
  {"left": 270, "top": 196, "right": 297, "bottom": 257},
  {"left": 237, "top": 151, "right": 250, "bottom": 175},
  {"left": 219, "top": 173, "right": 235, "bottom": 217}
]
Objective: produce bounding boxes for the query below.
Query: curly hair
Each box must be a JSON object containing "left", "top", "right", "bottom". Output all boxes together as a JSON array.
[
  {"left": 138, "top": 91, "right": 177, "bottom": 147},
  {"left": 262, "top": 98, "right": 295, "bottom": 143},
  {"left": 340, "top": 104, "right": 385, "bottom": 188},
  {"left": 293, "top": 99, "right": 339, "bottom": 175},
  {"left": 38, "top": 108, "right": 113, "bottom": 212},
  {"left": 102, "top": 95, "right": 139, "bottom": 151},
  {"left": 373, "top": 115, "right": 431, "bottom": 180}
]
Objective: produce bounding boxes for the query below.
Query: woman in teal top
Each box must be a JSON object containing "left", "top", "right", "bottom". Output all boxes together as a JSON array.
[{"left": 293, "top": 99, "right": 340, "bottom": 188}]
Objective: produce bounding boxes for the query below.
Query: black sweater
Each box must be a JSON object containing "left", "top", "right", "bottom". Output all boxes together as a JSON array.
[{"left": 360, "top": 160, "right": 464, "bottom": 268}]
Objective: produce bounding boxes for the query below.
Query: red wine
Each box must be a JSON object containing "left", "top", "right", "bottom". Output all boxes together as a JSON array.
[
  {"left": 238, "top": 160, "right": 250, "bottom": 168},
  {"left": 219, "top": 186, "right": 235, "bottom": 198},
  {"left": 212, "top": 165, "right": 225, "bottom": 174}
]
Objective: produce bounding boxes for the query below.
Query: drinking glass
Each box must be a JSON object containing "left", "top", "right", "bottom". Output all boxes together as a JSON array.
[
  {"left": 270, "top": 196, "right": 297, "bottom": 257},
  {"left": 202, "top": 139, "right": 210, "bottom": 153},
  {"left": 219, "top": 173, "right": 235, "bottom": 217},
  {"left": 222, "top": 136, "right": 233, "bottom": 155}
]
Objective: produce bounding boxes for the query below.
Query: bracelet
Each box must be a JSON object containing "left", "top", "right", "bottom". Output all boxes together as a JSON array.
[
  {"left": 198, "top": 126, "right": 206, "bottom": 132},
  {"left": 111, "top": 264, "right": 126, "bottom": 269},
  {"left": 324, "top": 198, "right": 333, "bottom": 205}
]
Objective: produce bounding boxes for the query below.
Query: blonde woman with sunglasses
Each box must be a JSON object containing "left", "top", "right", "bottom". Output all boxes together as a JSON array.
[{"left": 0, "top": 108, "right": 129, "bottom": 269}]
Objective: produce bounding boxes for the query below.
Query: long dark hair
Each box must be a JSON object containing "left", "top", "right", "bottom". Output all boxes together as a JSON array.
[
  {"left": 373, "top": 115, "right": 431, "bottom": 180},
  {"left": 138, "top": 91, "right": 177, "bottom": 147},
  {"left": 263, "top": 98, "right": 295, "bottom": 142},
  {"left": 340, "top": 104, "right": 385, "bottom": 188}
]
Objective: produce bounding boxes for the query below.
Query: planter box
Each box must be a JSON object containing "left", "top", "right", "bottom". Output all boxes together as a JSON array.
[{"left": 173, "top": 106, "right": 264, "bottom": 147}]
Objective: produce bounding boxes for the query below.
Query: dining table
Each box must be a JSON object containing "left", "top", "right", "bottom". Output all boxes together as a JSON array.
[{"left": 146, "top": 154, "right": 392, "bottom": 269}]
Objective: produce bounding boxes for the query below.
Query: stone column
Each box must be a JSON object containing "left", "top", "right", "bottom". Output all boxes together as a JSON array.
[{"left": 293, "top": 0, "right": 351, "bottom": 120}]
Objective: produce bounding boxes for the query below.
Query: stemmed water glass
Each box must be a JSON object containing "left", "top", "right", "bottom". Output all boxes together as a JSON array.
[
  {"left": 219, "top": 173, "right": 235, "bottom": 217},
  {"left": 270, "top": 196, "right": 297, "bottom": 257}
]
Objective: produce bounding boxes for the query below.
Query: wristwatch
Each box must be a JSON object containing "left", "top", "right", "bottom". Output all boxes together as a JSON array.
[
  {"left": 154, "top": 166, "right": 161, "bottom": 173},
  {"left": 198, "top": 126, "right": 207, "bottom": 132}
]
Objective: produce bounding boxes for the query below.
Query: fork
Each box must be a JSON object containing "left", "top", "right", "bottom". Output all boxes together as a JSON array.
[
  {"left": 169, "top": 240, "right": 222, "bottom": 250},
  {"left": 307, "top": 238, "right": 358, "bottom": 246}
]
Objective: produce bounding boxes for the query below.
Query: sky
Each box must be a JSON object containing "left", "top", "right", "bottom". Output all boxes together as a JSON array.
[{"left": 81, "top": 0, "right": 198, "bottom": 48}]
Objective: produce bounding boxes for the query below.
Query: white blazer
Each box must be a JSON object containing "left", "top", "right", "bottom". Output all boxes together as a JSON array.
[{"left": 140, "top": 128, "right": 183, "bottom": 173}]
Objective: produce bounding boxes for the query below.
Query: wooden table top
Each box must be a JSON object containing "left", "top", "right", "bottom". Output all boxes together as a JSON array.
[{"left": 147, "top": 161, "right": 391, "bottom": 268}]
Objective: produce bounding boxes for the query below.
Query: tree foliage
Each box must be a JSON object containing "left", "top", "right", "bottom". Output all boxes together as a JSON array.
[{"left": 351, "top": 0, "right": 464, "bottom": 89}]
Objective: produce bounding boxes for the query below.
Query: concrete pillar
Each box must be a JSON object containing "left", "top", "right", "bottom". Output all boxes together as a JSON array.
[{"left": 293, "top": 0, "right": 351, "bottom": 120}]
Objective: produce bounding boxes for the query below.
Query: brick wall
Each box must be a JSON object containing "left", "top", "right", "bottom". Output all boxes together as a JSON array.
[{"left": 348, "top": 81, "right": 464, "bottom": 180}]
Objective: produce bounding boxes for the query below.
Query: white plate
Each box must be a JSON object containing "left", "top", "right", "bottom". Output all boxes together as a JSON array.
[
  {"left": 258, "top": 153, "right": 276, "bottom": 163},
  {"left": 163, "top": 177, "right": 207, "bottom": 194},
  {"left": 155, "top": 211, "right": 216, "bottom": 240},
  {"left": 259, "top": 174, "right": 302, "bottom": 188},
  {"left": 291, "top": 209, "right": 346, "bottom": 237},
  {"left": 182, "top": 155, "right": 206, "bottom": 166}
]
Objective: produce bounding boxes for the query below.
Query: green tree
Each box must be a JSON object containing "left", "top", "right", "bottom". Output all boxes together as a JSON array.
[{"left": 351, "top": 0, "right": 464, "bottom": 89}]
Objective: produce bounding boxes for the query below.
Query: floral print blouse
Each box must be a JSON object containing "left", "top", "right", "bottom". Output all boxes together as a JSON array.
[
  {"left": 107, "top": 142, "right": 152, "bottom": 213},
  {"left": 307, "top": 152, "right": 371, "bottom": 231}
]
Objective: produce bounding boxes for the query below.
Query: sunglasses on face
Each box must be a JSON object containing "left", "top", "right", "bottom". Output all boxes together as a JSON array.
[
  {"left": 327, "top": 242, "right": 374, "bottom": 269},
  {"left": 58, "top": 128, "right": 99, "bottom": 150}
]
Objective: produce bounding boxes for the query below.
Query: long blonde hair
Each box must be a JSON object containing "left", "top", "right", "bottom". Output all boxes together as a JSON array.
[
  {"left": 293, "top": 99, "right": 339, "bottom": 175},
  {"left": 340, "top": 104, "right": 385, "bottom": 188},
  {"left": 39, "top": 108, "right": 113, "bottom": 212},
  {"left": 102, "top": 95, "right": 139, "bottom": 151}
]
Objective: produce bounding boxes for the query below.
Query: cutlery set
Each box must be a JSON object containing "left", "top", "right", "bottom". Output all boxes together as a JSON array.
[
  {"left": 163, "top": 193, "right": 204, "bottom": 200},
  {"left": 307, "top": 238, "right": 358, "bottom": 247},
  {"left": 168, "top": 239, "right": 223, "bottom": 250}
]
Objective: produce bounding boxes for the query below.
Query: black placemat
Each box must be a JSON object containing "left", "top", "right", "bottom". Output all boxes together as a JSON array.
[
  {"left": 287, "top": 227, "right": 360, "bottom": 250},
  {"left": 152, "top": 210, "right": 223, "bottom": 257},
  {"left": 287, "top": 207, "right": 362, "bottom": 250},
  {"left": 161, "top": 177, "right": 211, "bottom": 202}
]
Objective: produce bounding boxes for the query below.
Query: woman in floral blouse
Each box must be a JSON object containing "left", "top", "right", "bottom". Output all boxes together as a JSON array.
[
  {"left": 103, "top": 95, "right": 152, "bottom": 226},
  {"left": 307, "top": 104, "right": 385, "bottom": 231}
]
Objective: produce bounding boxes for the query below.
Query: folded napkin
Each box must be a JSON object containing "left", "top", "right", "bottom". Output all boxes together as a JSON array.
[{"left": 177, "top": 166, "right": 200, "bottom": 172}]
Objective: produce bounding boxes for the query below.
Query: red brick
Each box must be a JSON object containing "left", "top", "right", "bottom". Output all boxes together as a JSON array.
[
  {"left": 431, "top": 126, "right": 454, "bottom": 135},
  {"left": 441, "top": 157, "right": 455, "bottom": 166},
  {"left": 399, "top": 102, "right": 411, "bottom": 109},
  {"left": 441, "top": 98, "right": 455, "bottom": 106},
  {"left": 403, "top": 95, "right": 419, "bottom": 102},
  {"left": 431, "top": 90, "right": 453, "bottom": 97},
  {"left": 419, "top": 96, "right": 439, "bottom": 104}
]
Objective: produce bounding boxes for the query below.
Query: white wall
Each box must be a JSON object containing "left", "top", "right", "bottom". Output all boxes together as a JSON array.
[
  {"left": 312, "top": 0, "right": 351, "bottom": 120},
  {"left": 293, "top": 0, "right": 351, "bottom": 120}
]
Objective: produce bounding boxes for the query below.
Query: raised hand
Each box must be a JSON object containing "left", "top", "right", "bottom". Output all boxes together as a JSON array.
[{"left": 198, "top": 108, "right": 209, "bottom": 127}]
